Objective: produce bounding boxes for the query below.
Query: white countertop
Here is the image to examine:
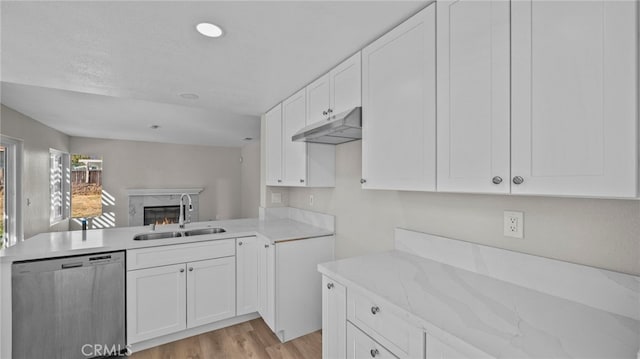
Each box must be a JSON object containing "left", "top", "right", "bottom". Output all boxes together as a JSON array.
[
  {"left": 0, "top": 218, "right": 334, "bottom": 263},
  {"left": 319, "top": 250, "right": 640, "bottom": 358}
]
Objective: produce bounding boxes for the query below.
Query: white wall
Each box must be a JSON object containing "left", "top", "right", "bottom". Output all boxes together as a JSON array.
[
  {"left": 0, "top": 105, "right": 71, "bottom": 238},
  {"left": 240, "top": 141, "right": 260, "bottom": 218},
  {"left": 70, "top": 137, "right": 243, "bottom": 228},
  {"left": 268, "top": 140, "right": 640, "bottom": 276}
]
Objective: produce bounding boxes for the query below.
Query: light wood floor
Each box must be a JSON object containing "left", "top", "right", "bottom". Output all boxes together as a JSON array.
[{"left": 129, "top": 318, "right": 322, "bottom": 359}]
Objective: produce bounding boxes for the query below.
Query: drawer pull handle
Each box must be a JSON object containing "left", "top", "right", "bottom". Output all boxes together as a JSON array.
[
  {"left": 238, "top": 241, "right": 243, "bottom": 246},
  {"left": 179, "top": 268, "right": 185, "bottom": 273},
  {"left": 188, "top": 267, "right": 194, "bottom": 272},
  {"left": 327, "top": 283, "right": 334, "bottom": 290},
  {"left": 370, "top": 306, "right": 380, "bottom": 315},
  {"left": 370, "top": 349, "right": 379, "bottom": 357}
]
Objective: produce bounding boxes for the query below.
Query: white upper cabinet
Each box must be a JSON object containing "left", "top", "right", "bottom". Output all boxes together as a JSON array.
[
  {"left": 329, "top": 52, "right": 362, "bottom": 116},
  {"left": 436, "top": 0, "right": 511, "bottom": 194},
  {"left": 511, "top": 0, "right": 638, "bottom": 197},
  {"left": 361, "top": 4, "right": 436, "bottom": 191},
  {"left": 265, "top": 104, "right": 283, "bottom": 186},
  {"left": 306, "top": 73, "right": 332, "bottom": 125},
  {"left": 306, "top": 52, "right": 361, "bottom": 124},
  {"left": 282, "top": 89, "right": 308, "bottom": 186}
]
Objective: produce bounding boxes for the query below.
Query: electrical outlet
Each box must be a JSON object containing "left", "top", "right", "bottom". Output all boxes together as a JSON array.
[
  {"left": 309, "top": 194, "right": 314, "bottom": 206},
  {"left": 271, "top": 192, "right": 282, "bottom": 204},
  {"left": 504, "top": 211, "right": 524, "bottom": 239}
]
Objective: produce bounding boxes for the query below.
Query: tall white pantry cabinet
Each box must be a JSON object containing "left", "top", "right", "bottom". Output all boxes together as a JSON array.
[{"left": 437, "top": 0, "right": 638, "bottom": 198}]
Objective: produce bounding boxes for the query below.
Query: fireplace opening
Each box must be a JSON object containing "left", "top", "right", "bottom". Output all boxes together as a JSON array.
[{"left": 143, "top": 205, "right": 182, "bottom": 225}]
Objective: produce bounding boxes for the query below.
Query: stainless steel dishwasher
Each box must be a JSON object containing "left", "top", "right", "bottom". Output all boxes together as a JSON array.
[{"left": 12, "top": 251, "right": 126, "bottom": 359}]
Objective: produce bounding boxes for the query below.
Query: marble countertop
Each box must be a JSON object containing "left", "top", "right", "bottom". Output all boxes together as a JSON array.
[
  {"left": 0, "top": 218, "right": 334, "bottom": 263},
  {"left": 319, "top": 250, "right": 640, "bottom": 358}
]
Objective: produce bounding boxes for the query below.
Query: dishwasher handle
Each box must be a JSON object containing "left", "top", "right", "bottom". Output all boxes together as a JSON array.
[{"left": 61, "top": 262, "right": 84, "bottom": 269}]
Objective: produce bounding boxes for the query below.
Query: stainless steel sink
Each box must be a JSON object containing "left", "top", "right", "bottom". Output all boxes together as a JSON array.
[
  {"left": 133, "top": 227, "right": 226, "bottom": 240},
  {"left": 183, "top": 228, "right": 226, "bottom": 236},
  {"left": 133, "top": 231, "right": 183, "bottom": 240}
]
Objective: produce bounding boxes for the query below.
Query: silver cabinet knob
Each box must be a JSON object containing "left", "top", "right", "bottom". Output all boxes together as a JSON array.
[
  {"left": 492, "top": 176, "right": 503, "bottom": 184},
  {"left": 188, "top": 267, "right": 194, "bottom": 272},
  {"left": 179, "top": 268, "right": 185, "bottom": 273},
  {"left": 360, "top": 178, "right": 367, "bottom": 184},
  {"left": 512, "top": 176, "right": 524, "bottom": 185},
  {"left": 300, "top": 179, "right": 305, "bottom": 183},
  {"left": 264, "top": 244, "right": 269, "bottom": 248},
  {"left": 327, "top": 283, "right": 334, "bottom": 290},
  {"left": 277, "top": 179, "right": 282, "bottom": 183},
  {"left": 370, "top": 306, "right": 380, "bottom": 315},
  {"left": 328, "top": 108, "right": 333, "bottom": 113},
  {"left": 238, "top": 241, "right": 243, "bottom": 246},
  {"left": 323, "top": 110, "right": 328, "bottom": 116},
  {"left": 370, "top": 349, "right": 379, "bottom": 358}
]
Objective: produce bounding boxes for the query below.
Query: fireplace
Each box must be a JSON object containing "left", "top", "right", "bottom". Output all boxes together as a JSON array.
[
  {"left": 127, "top": 188, "right": 203, "bottom": 227},
  {"left": 144, "top": 205, "right": 182, "bottom": 225}
]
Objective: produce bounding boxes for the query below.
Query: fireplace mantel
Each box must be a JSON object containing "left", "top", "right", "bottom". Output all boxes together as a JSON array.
[{"left": 126, "top": 188, "right": 203, "bottom": 196}]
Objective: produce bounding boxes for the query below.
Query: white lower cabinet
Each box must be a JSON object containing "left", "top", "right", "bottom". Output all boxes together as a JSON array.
[
  {"left": 236, "top": 236, "right": 261, "bottom": 316},
  {"left": 260, "top": 235, "right": 335, "bottom": 342},
  {"left": 126, "top": 240, "right": 236, "bottom": 344},
  {"left": 322, "top": 276, "right": 346, "bottom": 359},
  {"left": 187, "top": 257, "right": 236, "bottom": 328},
  {"left": 323, "top": 274, "right": 494, "bottom": 359},
  {"left": 347, "top": 322, "right": 397, "bottom": 359},
  {"left": 127, "top": 263, "right": 187, "bottom": 343}
]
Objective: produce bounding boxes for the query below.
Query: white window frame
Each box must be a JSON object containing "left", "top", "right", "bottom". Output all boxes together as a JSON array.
[
  {"left": 50, "top": 149, "right": 70, "bottom": 225},
  {"left": 1, "top": 135, "right": 23, "bottom": 247}
]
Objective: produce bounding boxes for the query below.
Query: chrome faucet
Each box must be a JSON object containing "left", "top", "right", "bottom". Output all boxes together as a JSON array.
[{"left": 178, "top": 193, "right": 193, "bottom": 229}]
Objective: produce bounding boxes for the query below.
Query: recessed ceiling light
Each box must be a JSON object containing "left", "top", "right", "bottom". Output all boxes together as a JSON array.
[
  {"left": 150, "top": 125, "right": 160, "bottom": 130},
  {"left": 179, "top": 93, "right": 199, "bottom": 100},
  {"left": 196, "top": 23, "right": 223, "bottom": 38}
]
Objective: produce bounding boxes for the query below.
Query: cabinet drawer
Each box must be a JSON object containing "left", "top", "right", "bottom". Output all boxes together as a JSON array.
[
  {"left": 347, "top": 322, "right": 397, "bottom": 359},
  {"left": 127, "top": 239, "right": 235, "bottom": 270},
  {"left": 348, "top": 289, "right": 424, "bottom": 358}
]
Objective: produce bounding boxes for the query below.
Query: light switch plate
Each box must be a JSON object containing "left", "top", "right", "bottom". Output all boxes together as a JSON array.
[{"left": 504, "top": 211, "right": 524, "bottom": 239}]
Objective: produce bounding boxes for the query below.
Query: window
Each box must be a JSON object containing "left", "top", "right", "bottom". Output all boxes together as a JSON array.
[
  {"left": 50, "top": 149, "right": 70, "bottom": 224},
  {"left": 1, "top": 135, "right": 23, "bottom": 248},
  {"left": 71, "top": 154, "right": 103, "bottom": 219}
]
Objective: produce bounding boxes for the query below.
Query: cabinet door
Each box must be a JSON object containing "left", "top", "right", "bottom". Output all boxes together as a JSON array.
[
  {"left": 126, "top": 264, "right": 186, "bottom": 343},
  {"left": 282, "top": 89, "right": 308, "bottom": 186},
  {"left": 511, "top": 0, "right": 638, "bottom": 197},
  {"left": 265, "top": 104, "right": 283, "bottom": 186},
  {"left": 330, "top": 52, "right": 361, "bottom": 115},
  {"left": 322, "top": 276, "right": 346, "bottom": 359},
  {"left": 186, "top": 257, "right": 236, "bottom": 328},
  {"left": 436, "top": 0, "right": 510, "bottom": 194},
  {"left": 236, "top": 236, "right": 261, "bottom": 316},
  {"left": 361, "top": 5, "right": 436, "bottom": 191},
  {"left": 346, "top": 322, "right": 396, "bottom": 359},
  {"left": 307, "top": 73, "right": 331, "bottom": 125},
  {"left": 258, "top": 238, "right": 276, "bottom": 333}
]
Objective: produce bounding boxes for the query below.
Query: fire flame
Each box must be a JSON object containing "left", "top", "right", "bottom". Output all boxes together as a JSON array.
[{"left": 156, "top": 217, "right": 175, "bottom": 225}]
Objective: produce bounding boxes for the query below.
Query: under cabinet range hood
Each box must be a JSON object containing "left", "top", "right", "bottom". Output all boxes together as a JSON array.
[{"left": 292, "top": 107, "right": 362, "bottom": 145}]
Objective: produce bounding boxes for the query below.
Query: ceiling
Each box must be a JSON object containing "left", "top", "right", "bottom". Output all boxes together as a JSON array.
[{"left": 0, "top": 1, "right": 428, "bottom": 147}]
